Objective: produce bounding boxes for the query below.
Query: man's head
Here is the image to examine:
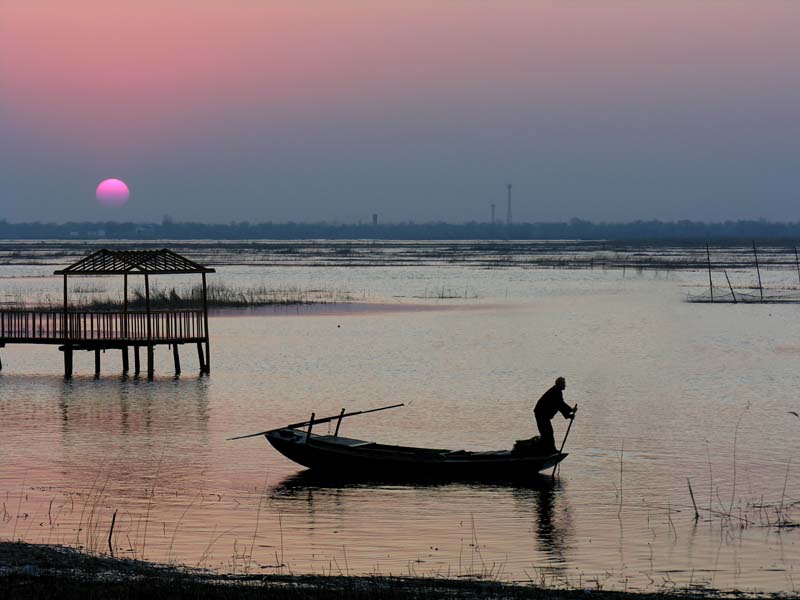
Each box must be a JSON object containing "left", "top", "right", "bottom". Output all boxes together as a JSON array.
[{"left": 555, "top": 376, "right": 566, "bottom": 390}]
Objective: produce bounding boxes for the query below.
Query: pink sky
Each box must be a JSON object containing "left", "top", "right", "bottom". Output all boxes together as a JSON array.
[{"left": 2, "top": 1, "right": 800, "bottom": 222}]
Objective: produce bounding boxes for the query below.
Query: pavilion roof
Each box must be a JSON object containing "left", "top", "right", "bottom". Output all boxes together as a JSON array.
[{"left": 54, "top": 249, "right": 216, "bottom": 276}]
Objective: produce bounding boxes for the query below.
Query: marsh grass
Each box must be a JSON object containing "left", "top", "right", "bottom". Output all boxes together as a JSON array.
[
  {"left": 2, "top": 449, "right": 799, "bottom": 597},
  {"left": 2, "top": 543, "right": 748, "bottom": 600},
  {"left": 5, "top": 282, "right": 354, "bottom": 311}
]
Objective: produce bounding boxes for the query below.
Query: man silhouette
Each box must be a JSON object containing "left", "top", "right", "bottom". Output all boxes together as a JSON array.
[{"left": 534, "top": 377, "right": 575, "bottom": 454}]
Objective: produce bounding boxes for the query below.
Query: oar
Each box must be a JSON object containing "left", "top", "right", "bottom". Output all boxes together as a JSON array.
[
  {"left": 227, "top": 403, "right": 405, "bottom": 440},
  {"left": 552, "top": 404, "right": 577, "bottom": 477}
]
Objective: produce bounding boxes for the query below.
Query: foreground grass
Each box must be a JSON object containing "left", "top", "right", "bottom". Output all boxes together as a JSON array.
[{"left": 0, "top": 542, "right": 768, "bottom": 600}]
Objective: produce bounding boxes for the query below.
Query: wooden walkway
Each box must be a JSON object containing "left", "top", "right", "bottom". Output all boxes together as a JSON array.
[
  {"left": 0, "top": 308, "right": 209, "bottom": 378},
  {"left": 0, "top": 309, "right": 206, "bottom": 344}
]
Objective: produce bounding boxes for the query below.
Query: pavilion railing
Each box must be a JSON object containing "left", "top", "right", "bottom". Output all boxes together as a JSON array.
[{"left": 0, "top": 309, "right": 206, "bottom": 342}]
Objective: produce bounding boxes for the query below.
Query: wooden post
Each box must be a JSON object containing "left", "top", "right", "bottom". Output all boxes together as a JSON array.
[
  {"left": 145, "top": 273, "right": 153, "bottom": 379},
  {"left": 64, "top": 346, "right": 73, "bottom": 378},
  {"left": 145, "top": 273, "right": 152, "bottom": 343},
  {"left": 172, "top": 344, "right": 181, "bottom": 375},
  {"left": 196, "top": 342, "right": 206, "bottom": 373},
  {"left": 123, "top": 273, "right": 129, "bottom": 339},
  {"left": 752, "top": 241, "right": 763, "bottom": 301},
  {"left": 147, "top": 345, "right": 154, "bottom": 379},
  {"left": 134, "top": 345, "right": 141, "bottom": 375},
  {"left": 63, "top": 274, "right": 68, "bottom": 338},
  {"left": 202, "top": 272, "right": 210, "bottom": 373},
  {"left": 94, "top": 348, "right": 101, "bottom": 377},
  {"left": 305, "top": 413, "right": 316, "bottom": 443},
  {"left": 122, "top": 346, "right": 129, "bottom": 373},
  {"left": 706, "top": 244, "right": 713, "bottom": 302},
  {"left": 63, "top": 274, "right": 72, "bottom": 378},
  {"left": 334, "top": 408, "right": 346, "bottom": 437}
]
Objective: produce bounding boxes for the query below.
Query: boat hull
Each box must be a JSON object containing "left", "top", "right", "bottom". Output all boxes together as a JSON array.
[{"left": 266, "top": 428, "right": 566, "bottom": 479}]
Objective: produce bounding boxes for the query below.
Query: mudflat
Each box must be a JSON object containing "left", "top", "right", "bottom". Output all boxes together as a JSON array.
[{"left": 0, "top": 542, "right": 767, "bottom": 600}]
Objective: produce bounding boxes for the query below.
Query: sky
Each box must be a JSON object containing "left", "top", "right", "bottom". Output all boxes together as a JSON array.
[{"left": 2, "top": 0, "right": 800, "bottom": 224}]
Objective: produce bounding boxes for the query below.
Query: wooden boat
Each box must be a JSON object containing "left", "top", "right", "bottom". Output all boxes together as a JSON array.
[{"left": 231, "top": 404, "right": 568, "bottom": 479}]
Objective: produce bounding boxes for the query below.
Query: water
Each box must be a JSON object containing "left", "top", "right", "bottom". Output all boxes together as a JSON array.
[{"left": 1, "top": 242, "right": 799, "bottom": 594}]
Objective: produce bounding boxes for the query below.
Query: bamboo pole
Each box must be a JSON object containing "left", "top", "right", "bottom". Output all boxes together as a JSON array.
[
  {"left": 706, "top": 244, "right": 713, "bottom": 301},
  {"left": 229, "top": 403, "right": 405, "bottom": 440},
  {"left": 723, "top": 270, "right": 737, "bottom": 304},
  {"left": 753, "top": 241, "right": 763, "bottom": 301},
  {"left": 795, "top": 247, "right": 800, "bottom": 285}
]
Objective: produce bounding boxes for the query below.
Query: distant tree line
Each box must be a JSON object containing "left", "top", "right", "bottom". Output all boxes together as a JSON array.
[{"left": 2, "top": 218, "right": 800, "bottom": 241}]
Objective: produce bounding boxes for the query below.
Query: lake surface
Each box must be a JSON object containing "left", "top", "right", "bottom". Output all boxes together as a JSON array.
[{"left": 1, "top": 241, "right": 799, "bottom": 595}]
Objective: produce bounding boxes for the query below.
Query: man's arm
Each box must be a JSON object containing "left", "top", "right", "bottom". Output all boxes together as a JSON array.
[{"left": 558, "top": 398, "right": 574, "bottom": 419}]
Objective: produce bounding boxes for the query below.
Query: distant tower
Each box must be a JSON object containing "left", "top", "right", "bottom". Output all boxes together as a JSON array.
[
  {"left": 372, "top": 213, "right": 378, "bottom": 226},
  {"left": 506, "top": 184, "right": 512, "bottom": 226},
  {"left": 490, "top": 203, "right": 496, "bottom": 224}
]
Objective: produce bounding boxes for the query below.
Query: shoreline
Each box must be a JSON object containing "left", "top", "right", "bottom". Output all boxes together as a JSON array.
[{"left": 0, "top": 542, "right": 784, "bottom": 599}]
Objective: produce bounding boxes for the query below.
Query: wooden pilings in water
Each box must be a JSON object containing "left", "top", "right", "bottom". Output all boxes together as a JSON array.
[
  {"left": 197, "top": 342, "right": 206, "bottom": 373},
  {"left": 64, "top": 345, "right": 73, "bottom": 378},
  {"left": 147, "top": 345, "right": 154, "bottom": 379},
  {"left": 172, "top": 344, "right": 181, "bottom": 375},
  {"left": 57, "top": 341, "right": 206, "bottom": 379}
]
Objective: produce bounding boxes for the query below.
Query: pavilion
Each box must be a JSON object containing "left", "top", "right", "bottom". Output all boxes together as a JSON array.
[{"left": 0, "top": 248, "right": 215, "bottom": 378}]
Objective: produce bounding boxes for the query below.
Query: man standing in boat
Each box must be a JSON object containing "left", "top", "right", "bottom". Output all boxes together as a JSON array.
[{"left": 534, "top": 377, "right": 575, "bottom": 454}]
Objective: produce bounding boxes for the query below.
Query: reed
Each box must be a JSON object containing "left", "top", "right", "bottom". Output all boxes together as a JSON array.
[
  {"left": 3, "top": 281, "right": 353, "bottom": 311},
  {"left": 140, "top": 452, "right": 163, "bottom": 561}
]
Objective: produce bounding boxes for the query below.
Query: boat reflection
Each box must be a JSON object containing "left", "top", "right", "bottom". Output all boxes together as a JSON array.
[
  {"left": 271, "top": 468, "right": 562, "bottom": 492},
  {"left": 511, "top": 481, "right": 573, "bottom": 564},
  {"left": 271, "top": 469, "right": 574, "bottom": 564}
]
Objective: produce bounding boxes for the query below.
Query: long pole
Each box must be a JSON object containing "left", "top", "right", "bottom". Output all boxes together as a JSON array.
[
  {"left": 752, "top": 241, "right": 763, "bottom": 301},
  {"left": 228, "top": 403, "right": 405, "bottom": 440},
  {"left": 552, "top": 405, "right": 577, "bottom": 477},
  {"left": 706, "top": 245, "right": 713, "bottom": 302},
  {"left": 724, "top": 270, "right": 737, "bottom": 304}
]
